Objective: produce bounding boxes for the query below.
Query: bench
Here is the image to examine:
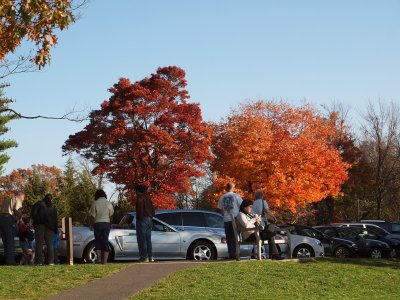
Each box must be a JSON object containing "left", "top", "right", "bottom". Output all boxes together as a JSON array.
[
  {"left": 231, "top": 214, "right": 292, "bottom": 260},
  {"left": 231, "top": 214, "right": 264, "bottom": 260}
]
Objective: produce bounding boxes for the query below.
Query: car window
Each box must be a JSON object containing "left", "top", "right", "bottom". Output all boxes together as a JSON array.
[
  {"left": 319, "top": 228, "right": 336, "bottom": 238},
  {"left": 182, "top": 212, "right": 206, "bottom": 227},
  {"left": 297, "top": 228, "right": 322, "bottom": 239},
  {"left": 156, "top": 212, "right": 182, "bottom": 227},
  {"left": 391, "top": 223, "right": 400, "bottom": 233},
  {"left": 152, "top": 220, "right": 172, "bottom": 232},
  {"left": 336, "top": 228, "right": 358, "bottom": 240},
  {"left": 365, "top": 225, "right": 387, "bottom": 236},
  {"left": 119, "top": 214, "right": 135, "bottom": 229},
  {"left": 205, "top": 213, "right": 224, "bottom": 229}
]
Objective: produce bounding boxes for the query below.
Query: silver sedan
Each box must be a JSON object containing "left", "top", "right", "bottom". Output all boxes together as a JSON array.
[{"left": 58, "top": 217, "right": 228, "bottom": 263}]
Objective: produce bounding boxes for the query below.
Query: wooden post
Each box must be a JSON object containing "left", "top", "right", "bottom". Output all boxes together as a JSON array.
[{"left": 62, "top": 217, "right": 74, "bottom": 265}]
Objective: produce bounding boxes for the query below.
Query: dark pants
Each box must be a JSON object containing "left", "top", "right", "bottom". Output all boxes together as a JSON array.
[
  {"left": 136, "top": 217, "right": 153, "bottom": 260},
  {"left": 0, "top": 214, "right": 17, "bottom": 265},
  {"left": 94, "top": 222, "right": 111, "bottom": 252},
  {"left": 34, "top": 224, "right": 54, "bottom": 265},
  {"left": 224, "top": 221, "right": 237, "bottom": 258},
  {"left": 246, "top": 231, "right": 279, "bottom": 257}
]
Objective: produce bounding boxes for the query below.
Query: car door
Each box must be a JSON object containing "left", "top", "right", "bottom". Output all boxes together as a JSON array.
[
  {"left": 204, "top": 212, "right": 225, "bottom": 234},
  {"left": 118, "top": 214, "right": 140, "bottom": 257},
  {"left": 151, "top": 219, "right": 181, "bottom": 257}
]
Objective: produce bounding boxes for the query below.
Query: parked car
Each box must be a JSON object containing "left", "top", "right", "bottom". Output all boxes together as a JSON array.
[
  {"left": 278, "top": 233, "right": 325, "bottom": 258},
  {"left": 59, "top": 214, "right": 229, "bottom": 263},
  {"left": 283, "top": 224, "right": 358, "bottom": 258},
  {"left": 360, "top": 220, "right": 400, "bottom": 236},
  {"left": 347, "top": 222, "right": 400, "bottom": 240},
  {"left": 314, "top": 226, "right": 391, "bottom": 258},
  {"left": 155, "top": 210, "right": 324, "bottom": 259},
  {"left": 338, "top": 223, "right": 400, "bottom": 257}
]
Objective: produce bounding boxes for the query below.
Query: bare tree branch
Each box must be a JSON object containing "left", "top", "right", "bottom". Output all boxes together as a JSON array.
[{"left": 0, "top": 108, "right": 89, "bottom": 122}]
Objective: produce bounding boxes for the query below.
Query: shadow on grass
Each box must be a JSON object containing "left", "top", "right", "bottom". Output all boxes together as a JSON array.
[{"left": 297, "top": 257, "right": 400, "bottom": 269}]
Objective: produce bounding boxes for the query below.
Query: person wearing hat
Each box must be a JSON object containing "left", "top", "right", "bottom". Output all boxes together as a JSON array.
[{"left": 236, "top": 199, "right": 281, "bottom": 260}]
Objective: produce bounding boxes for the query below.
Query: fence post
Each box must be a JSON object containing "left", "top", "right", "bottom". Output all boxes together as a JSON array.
[{"left": 62, "top": 217, "right": 74, "bottom": 265}]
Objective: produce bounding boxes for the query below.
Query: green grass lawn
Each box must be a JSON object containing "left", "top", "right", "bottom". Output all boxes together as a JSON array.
[
  {"left": 0, "top": 263, "right": 129, "bottom": 300},
  {"left": 131, "top": 258, "right": 400, "bottom": 300}
]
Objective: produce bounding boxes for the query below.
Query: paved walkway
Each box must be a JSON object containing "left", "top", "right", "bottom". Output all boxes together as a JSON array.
[{"left": 45, "top": 261, "right": 204, "bottom": 300}]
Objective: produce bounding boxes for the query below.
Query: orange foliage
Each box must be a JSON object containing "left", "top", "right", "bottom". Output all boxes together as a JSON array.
[
  {"left": 211, "top": 101, "right": 351, "bottom": 212},
  {"left": 0, "top": 165, "right": 62, "bottom": 204}
]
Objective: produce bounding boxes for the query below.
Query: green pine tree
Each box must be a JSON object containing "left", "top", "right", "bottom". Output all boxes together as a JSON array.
[{"left": 0, "top": 84, "right": 18, "bottom": 174}]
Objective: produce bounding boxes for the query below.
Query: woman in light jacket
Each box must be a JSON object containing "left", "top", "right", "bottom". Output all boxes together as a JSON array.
[
  {"left": 236, "top": 200, "right": 281, "bottom": 260},
  {"left": 89, "top": 189, "right": 114, "bottom": 264}
]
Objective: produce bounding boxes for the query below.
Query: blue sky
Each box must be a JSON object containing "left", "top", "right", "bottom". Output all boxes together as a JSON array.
[{"left": 3, "top": 0, "right": 400, "bottom": 175}]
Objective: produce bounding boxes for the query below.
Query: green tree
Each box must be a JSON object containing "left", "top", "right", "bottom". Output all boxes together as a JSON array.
[{"left": 0, "top": 84, "right": 18, "bottom": 174}]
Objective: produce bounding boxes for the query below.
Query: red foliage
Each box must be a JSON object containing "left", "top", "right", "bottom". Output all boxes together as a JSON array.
[{"left": 63, "top": 66, "right": 213, "bottom": 208}]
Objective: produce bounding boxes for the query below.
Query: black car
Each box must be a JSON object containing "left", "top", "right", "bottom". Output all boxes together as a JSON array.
[
  {"left": 360, "top": 220, "right": 400, "bottom": 237},
  {"left": 315, "top": 226, "right": 391, "bottom": 258},
  {"left": 338, "top": 224, "right": 400, "bottom": 258},
  {"left": 285, "top": 224, "right": 358, "bottom": 258}
]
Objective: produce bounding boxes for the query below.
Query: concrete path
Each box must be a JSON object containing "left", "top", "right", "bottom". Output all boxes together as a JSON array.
[{"left": 45, "top": 261, "right": 203, "bottom": 300}]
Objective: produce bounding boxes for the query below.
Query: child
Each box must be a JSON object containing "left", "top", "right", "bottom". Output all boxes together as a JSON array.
[{"left": 18, "top": 215, "right": 35, "bottom": 265}]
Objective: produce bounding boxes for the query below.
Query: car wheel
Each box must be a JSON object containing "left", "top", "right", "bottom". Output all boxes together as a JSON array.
[
  {"left": 188, "top": 240, "right": 216, "bottom": 261},
  {"left": 83, "top": 242, "right": 114, "bottom": 263},
  {"left": 293, "top": 244, "right": 315, "bottom": 258},
  {"left": 369, "top": 247, "right": 383, "bottom": 259},
  {"left": 334, "top": 246, "right": 351, "bottom": 258}
]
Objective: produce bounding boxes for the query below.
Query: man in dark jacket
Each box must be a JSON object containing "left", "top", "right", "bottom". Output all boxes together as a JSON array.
[
  {"left": 31, "top": 194, "right": 58, "bottom": 265},
  {"left": 135, "top": 184, "right": 155, "bottom": 262}
]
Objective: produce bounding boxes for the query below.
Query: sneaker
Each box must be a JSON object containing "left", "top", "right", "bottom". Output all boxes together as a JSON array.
[
  {"left": 139, "top": 258, "right": 149, "bottom": 263},
  {"left": 149, "top": 257, "right": 155, "bottom": 262},
  {"left": 49, "top": 263, "right": 55, "bottom": 266}
]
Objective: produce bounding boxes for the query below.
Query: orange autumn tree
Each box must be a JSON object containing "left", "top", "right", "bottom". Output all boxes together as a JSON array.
[
  {"left": 210, "top": 101, "right": 350, "bottom": 212},
  {"left": 0, "top": 164, "right": 61, "bottom": 205}
]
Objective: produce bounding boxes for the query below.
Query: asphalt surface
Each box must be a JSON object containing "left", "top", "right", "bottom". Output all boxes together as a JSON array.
[{"left": 45, "top": 261, "right": 204, "bottom": 300}]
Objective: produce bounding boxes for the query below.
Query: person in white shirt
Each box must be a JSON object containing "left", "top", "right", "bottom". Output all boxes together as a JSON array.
[
  {"left": 89, "top": 189, "right": 114, "bottom": 264},
  {"left": 217, "top": 182, "right": 243, "bottom": 259},
  {"left": 237, "top": 199, "right": 281, "bottom": 260}
]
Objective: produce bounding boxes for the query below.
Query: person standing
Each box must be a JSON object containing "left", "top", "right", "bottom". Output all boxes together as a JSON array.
[
  {"left": 252, "top": 190, "right": 281, "bottom": 259},
  {"left": 135, "top": 184, "right": 155, "bottom": 262},
  {"left": 89, "top": 189, "right": 114, "bottom": 264},
  {"left": 0, "top": 191, "right": 25, "bottom": 265},
  {"left": 217, "top": 182, "right": 243, "bottom": 259},
  {"left": 32, "top": 194, "right": 58, "bottom": 265}
]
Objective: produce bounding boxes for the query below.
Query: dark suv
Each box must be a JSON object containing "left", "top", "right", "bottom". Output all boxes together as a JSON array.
[{"left": 155, "top": 210, "right": 224, "bottom": 234}]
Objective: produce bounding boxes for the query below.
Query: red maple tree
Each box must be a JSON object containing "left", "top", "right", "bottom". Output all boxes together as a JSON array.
[{"left": 63, "top": 66, "right": 213, "bottom": 208}]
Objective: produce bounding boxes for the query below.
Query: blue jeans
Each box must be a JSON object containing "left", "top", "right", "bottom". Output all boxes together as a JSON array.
[
  {"left": 94, "top": 222, "right": 111, "bottom": 252},
  {"left": 0, "top": 214, "right": 17, "bottom": 265},
  {"left": 224, "top": 221, "right": 236, "bottom": 258},
  {"left": 136, "top": 217, "right": 153, "bottom": 260}
]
